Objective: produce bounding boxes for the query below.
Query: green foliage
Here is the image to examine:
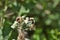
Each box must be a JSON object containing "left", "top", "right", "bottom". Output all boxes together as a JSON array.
[{"left": 0, "top": 0, "right": 60, "bottom": 40}]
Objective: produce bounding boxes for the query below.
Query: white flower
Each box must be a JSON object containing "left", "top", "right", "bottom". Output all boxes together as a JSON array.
[
  {"left": 25, "top": 38, "right": 30, "bottom": 40},
  {"left": 24, "top": 17, "right": 29, "bottom": 24},
  {"left": 22, "top": 15, "right": 26, "bottom": 19},
  {"left": 12, "top": 39, "right": 15, "bottom": 40},
  {"left": 11, "top": 21, "right": 18, "bottom": 29}
]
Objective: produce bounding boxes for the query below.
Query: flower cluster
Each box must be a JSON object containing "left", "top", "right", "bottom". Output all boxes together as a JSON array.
[
  {"left": 11, "top": 16, "right": 35, "bottom": 30},
  {"left": 11, "top": 16, "right": 35, "bottom": 40}
]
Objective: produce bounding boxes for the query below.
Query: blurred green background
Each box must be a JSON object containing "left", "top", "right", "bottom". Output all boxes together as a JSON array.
[{"left": 0, "top": 0, "right": 60, "bottom": 40}]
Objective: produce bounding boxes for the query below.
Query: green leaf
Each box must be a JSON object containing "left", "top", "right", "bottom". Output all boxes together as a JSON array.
[
  {"left": 18, "top": 6, "right": 30, "bottom": 16},
  {"left": 45, "top": 19, "right": 52, "bottom": 25},
  {"left": 53, "top": 0, "right": 60, "bottom": 8},
  {"left": 0, "top": 28, "right": 3, "bottom": 40}
]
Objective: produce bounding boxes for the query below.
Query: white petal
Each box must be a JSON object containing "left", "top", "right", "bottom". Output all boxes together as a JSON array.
[{"left": 11, "top": 21, "right": 18, "bottom": 29}]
